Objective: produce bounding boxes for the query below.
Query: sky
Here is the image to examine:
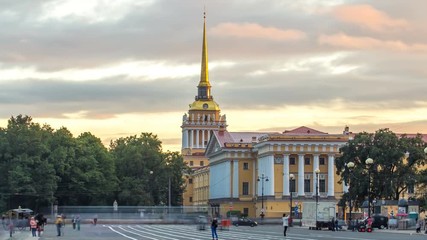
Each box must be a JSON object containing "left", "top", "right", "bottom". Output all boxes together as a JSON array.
[{"left": 1, "top": 0, "right": 426, "bottom": 152}]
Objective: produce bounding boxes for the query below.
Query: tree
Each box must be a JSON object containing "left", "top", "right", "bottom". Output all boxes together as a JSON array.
[
  {"left": 110, "top": 133, "right": 188, "bottom": 206},
  {"left": 336, "top": 128, "right": 426, "bottom": 209},
  {"left": 0, "top": 115, "right": 57, "bottom": 211}
]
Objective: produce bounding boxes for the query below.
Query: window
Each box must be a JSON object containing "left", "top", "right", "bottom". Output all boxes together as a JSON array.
[
  {"left": 243, "top": 162, "right": 249, "bottom": 170},
  {"left": 243, "top": 208, "right": 249, "bottom": 216},
  {"left": 190, "top": 161, "right": 194, "bottom": 166},
  {"left": 189, "top": 197, "right": 193, "bottom": 202},
  {"left": 304, "top": 179, "right": 311, "bottom": 192},
  {"left": 319, "top": 179, "right": 326, "bottom": 193},
  {"left": 304, "top": 158, "right": 310, "bottom": 165},
  {"left": 242, "top": 182, "right": 249, "bottom": 195},
  {"left": 290, "top": 179, "right": 296, "bottom": 193},
  {"left": 290, "top": 157, "right": 296, "bottom": 165},
  {"left": 319, "top": 157, "right": 325, "bottom": 165},
  {"left": 189, "top": 178, "right": 193, "bottom": 184},
  {"left": 200, "top": 161, "right": 204, "bottom": 166}
]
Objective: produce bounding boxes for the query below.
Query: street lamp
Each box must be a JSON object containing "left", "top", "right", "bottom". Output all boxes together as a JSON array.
[
  {"left": 289, "top": 174, "right": 295, "bottom": 222},
  {"left": 257, "top": 173, "right": 269, "bottom": 219},
  {"left": 314, "top": 168, "right": 320, "bottom": 229},
  {"left": 365, "top": 158, "right": 374, "bottom": 218},
  {"left": 424, "top": 147, "right": 427, "bottom": 154},
  {"left": 346, "top": 161, "right": 355, "bottom": 230}
]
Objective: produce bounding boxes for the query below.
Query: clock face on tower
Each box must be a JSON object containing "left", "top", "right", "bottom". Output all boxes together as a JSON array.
[
  {"left": 203, "top": 103, "right": 208, "bottom": 109},
  {"left": 274, "top": 155, "right": 283, "bottom": 164}
]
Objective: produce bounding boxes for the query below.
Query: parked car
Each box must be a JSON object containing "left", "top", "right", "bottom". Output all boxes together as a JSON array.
[
  {"left": 232, "top": 218, "right": 257, "bottom": 227},
  {"left": 371, "top": 215, "right": 388, "bottom": 229}
]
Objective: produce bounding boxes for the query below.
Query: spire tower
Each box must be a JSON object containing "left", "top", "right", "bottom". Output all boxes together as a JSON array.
[{"left": 197, "top": 12, "right": 212, "bottom": 100}]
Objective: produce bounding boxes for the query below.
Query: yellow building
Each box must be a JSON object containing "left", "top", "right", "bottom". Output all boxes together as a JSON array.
[
  {"left": 181, "top": 14, "right": 427, "bottom": 219},
  {"left": 181, "top": 13, "right": 227, "bottom": 207}
]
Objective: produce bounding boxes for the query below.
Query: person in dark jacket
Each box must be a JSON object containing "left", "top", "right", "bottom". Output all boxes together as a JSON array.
[{"left": 211, "top": 217, "right": 218, "bottom": 240}]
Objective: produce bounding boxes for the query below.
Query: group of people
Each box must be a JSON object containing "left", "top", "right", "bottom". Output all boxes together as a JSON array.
[{"left": 55, "top": 214, "right": 82, "bottom": 236}]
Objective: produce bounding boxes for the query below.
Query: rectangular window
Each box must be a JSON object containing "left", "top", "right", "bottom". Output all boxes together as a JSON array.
[
  {"left": 304, "top": 179, "right": 311, "bottom": 192},
  {"left": 305, "top": 158, "right": 311, "bottom": 165},
  {"left": 290, "top": 157, "right": 296, "bottom": 165},
  {"left": 319, "top": 179, "right": 326, "bottom": 193},
  {"left": 319, "top": 157, "right": 325, "bottom": 165},
  {"left": 242, "top": 182, "right": 249, "bottom": 195},
  {"left": 290, "top": 179, "right": 296, "bottom": 193},
  {"left": 243, "top": 162, "right": 249, "bottom": 170},
  {"left": 190, "top": 161, "right": 194, "bottom": 166},
  {"left": 200, "top": 161, "right": 204, "bottom": 166},
  {"left": 243, "top": 208, "right": 249, "bottom": 217},
  {"left": 189, "top": 197, "right": 193, "bottom": 202},
  {"left": 189, "top": 178, "right": 193, "bottom": 184}
]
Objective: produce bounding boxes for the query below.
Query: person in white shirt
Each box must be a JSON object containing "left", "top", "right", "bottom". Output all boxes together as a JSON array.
[{"left": 282, "top": 213, "right": 289, "bottom": 236}]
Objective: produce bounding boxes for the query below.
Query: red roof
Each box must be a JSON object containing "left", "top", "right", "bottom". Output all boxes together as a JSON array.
[{"left": 283, "top": 126, "right": 328, "bottom": 135}]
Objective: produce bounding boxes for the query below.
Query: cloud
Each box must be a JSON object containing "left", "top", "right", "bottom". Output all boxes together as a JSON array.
[
  {"left": 331, "top": 4, "right": 408, "bottom": 32},
  {"left": 38, "top": 0, "right": 154, "bottom": 23},
  {"left": 210, "top": 23, "right": 306, "bottom": 41},
  {"left": 318, "top": 33, "right": 427, "bottom": 52}
]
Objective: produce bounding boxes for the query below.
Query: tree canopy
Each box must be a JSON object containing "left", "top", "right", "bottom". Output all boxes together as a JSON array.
[
  {"left": 0, "top": 115, "right": 188, "bottom": 212},
  {"left": 336, "top": 128, "right": 427, "bottom": 209}
]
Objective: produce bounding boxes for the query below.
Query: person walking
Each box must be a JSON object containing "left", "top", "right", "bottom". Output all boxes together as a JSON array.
[
  {"left": 282, "top": 213, "right": 289, "bottom": 237},
  {"left": 55, "top": 215, "right": 63, "bottom": 236},
  {"left": 72, "top": 215, "right": 76, "bottom": 230},
  {"left": 29, "top": 217, "right": 37, "bottom": 237},
  {"left": 8, "top": 220, "right": 14, "bottom": 238},
  {"left": 210, "top": 217, "right": 218, "bottom": 240},
  {"left": 76, "top": 215, "right": 81, "bottom": 231}
]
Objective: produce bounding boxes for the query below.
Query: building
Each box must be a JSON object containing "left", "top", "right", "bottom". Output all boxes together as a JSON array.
[
  {"left": 181, "top": 14, "right": 427, "bottom": 219},
  {"left": 181, "top": 13, "right": 227, "bottom": 207}
]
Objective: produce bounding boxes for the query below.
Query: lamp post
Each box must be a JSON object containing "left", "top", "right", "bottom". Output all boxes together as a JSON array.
[
  {"left": 257, "top": 173, "right": 269, "bottom": 219},
  {"left": 289, "top": 174, "right": 295, "bottom": 222},
  {"left": 347, "top": 161, "right": 355, "bottom": 230},
  {"left": 365, "top": 158, "right": 374, "bottom": 218},
  {"left": 314, "top": 168, "right": 320, "bottom": 229}
]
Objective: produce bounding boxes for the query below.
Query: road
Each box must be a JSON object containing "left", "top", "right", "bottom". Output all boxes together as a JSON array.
[{"left": 2, "top": 224, "right": 426, "bottom": 240}]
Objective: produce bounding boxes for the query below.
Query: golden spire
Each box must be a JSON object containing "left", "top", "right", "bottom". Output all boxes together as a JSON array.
[{"left": 196, "top": 11, "right": 212, "bottom": 100}]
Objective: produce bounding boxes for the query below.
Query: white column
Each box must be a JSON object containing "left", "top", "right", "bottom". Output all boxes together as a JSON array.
[
  {"left": 190, "top": 130, "right": 193, "bottom": 148},
  {"left": 328, "top": 155, "right": 335, "bottom": 196},
  {"left": 298, "top": 154, "right": 305, "bottom": 196},
  {"left": 283, "top": 154, "right": 290, "bottom": 196},
  {"left": 313, "top": 154, "right": 319, "bottom": 195},
  {"left": 233, "top": 160, "right": 239, "bottom": 198},
  {"left": 184, "top": 130, "right": 189, "bottom": 148},
  {"left": 207, "top": 130, "right": 211, "bottom": 144},
  {"left": 202, "top": 130, "right": 205, "bottom": 148},
  {"left": 196, "top": 130, "right": 199, "bottom": 148}
]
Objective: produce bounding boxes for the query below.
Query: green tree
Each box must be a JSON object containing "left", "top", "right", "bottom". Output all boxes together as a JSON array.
[
  {"left": 336, "top": 128, "right": 427, "bottom": 209},
  {"left": 0, "top": 115, "right": 57, "bottom": 211},
  {"left": 110, "top": 133, "right": 188, "bottom": 206}
]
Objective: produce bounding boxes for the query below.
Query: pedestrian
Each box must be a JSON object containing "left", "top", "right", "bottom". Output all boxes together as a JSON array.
[
  {"left": 29, "top": 217, "right": 37, "bottom": 237},
  {"left": 335, "top": 219, "right": 339, "bottom": 231},
  {"left": 416, "top": 221, "right": 420, "bottom": 233},
  {"left": 282, "top": 213, "right": 289, "bottom": 237},
  {"left": 72, "top": 215, "right": 76, "bottom": 230},
  {"left": 76, "top": 215, "right": 81, "bottom": 231},
  {"left": 55, "top": 215, "right": 63, "bottom": 236},
  {"left": 331, "top": 217, "right": 335, "bottom": 231},
  {"left": 8, "top": 220, "right": 14, "bottom": 238},
  {"left": 211, "top": 217, "right": 218, "bottom": 240},
  {"left": 93, "top": 214, "right": 98, "bottom": 226}
]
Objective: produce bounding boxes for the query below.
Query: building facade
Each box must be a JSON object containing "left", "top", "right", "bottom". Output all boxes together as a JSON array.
[
  {"left": 181, "top": 14, "right": 427, "bottom": 219},
  {"left": 181, "top": 13, "right": 227, "bottom": 207}
]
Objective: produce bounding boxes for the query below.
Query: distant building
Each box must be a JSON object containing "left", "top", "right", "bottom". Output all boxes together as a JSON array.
[{"left": 181, "top": 14, "right": 427, "bottom": 219}]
